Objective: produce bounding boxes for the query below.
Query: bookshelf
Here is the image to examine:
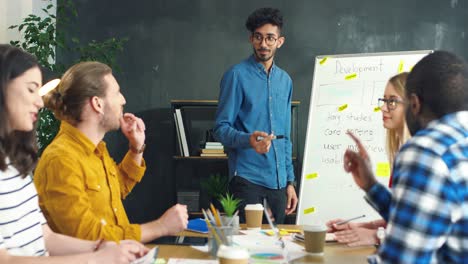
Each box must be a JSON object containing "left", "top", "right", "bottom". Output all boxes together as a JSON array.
[{"left": 171, "top": 100, "right": 300, "bottom": 214}]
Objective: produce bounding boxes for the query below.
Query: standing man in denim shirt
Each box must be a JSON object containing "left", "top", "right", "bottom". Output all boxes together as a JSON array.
[{"left": 214, "top": 7, "right": 297, "bottom": 224}]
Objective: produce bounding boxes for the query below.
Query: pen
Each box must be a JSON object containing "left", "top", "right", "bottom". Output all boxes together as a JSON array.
[
  {"left": 226, "top": 210, "right": 239, "bottom": 226},
  {"left": 263, "top": 199, "right": 288, "bottom": 262},
  {"left": 336, "top": 214, "right": 366, "bottom": 225},
  {"left": 256, "top": 135, "right": 284, "bottom": 141}
]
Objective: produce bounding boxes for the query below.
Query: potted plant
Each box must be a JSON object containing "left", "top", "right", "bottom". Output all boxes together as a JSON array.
[
  {"left": 219, "top": 192, "right": 241, "bottom": 233},
  {"left": 200, "top": 173, "right": 229, "bottom": 208}
]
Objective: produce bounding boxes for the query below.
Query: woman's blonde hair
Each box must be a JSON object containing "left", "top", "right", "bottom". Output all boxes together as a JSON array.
[{"left": 386, "top": 72, "right": 411, "bottom": 166}]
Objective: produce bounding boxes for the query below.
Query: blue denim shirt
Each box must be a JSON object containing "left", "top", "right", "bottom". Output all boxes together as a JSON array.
[{"left": 214, "top": 55, "right": 294, "bottom": 189}]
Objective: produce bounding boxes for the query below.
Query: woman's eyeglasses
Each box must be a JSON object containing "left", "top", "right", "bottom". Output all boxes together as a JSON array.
[{"left": 378, "top": 98, "right": 405, "bottom": 111}]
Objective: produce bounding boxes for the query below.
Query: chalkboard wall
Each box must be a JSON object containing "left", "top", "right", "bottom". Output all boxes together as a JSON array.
[{"left": 58, "top": 0, "right": 468, "bottom": 224}]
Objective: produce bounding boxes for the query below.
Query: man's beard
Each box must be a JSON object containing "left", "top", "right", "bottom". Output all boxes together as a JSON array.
[
  {"left": 405, "top": 109, "right": 423, "bottom": 136},
  {"left": 253, "top": 47, "right": 275, "bottom": 62},
  {"left": 100, "top": 106, "right": 120, "bottom": 132}
]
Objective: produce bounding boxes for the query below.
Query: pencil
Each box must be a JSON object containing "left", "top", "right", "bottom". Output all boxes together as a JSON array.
[
  {"left": 210, "top": 203, "right": 222, "bottom": 227},
  {"left": 336, "top": 214, "right": 366, "bottom": 225},
  {"left": 202, "top": 209, "right": 222, "bottom": 245}
]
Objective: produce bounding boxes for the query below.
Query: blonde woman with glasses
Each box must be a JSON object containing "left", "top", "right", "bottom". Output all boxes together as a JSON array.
[{"left": 326, "top": 72, "right": 411, "bottom": 247}]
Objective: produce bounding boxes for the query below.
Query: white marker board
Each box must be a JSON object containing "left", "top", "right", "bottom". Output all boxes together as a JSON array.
[{"left": 297, "top": 51, "right": 431, "bottom": 224}]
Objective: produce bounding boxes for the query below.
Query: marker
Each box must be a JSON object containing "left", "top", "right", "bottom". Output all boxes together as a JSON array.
[
  {"left": 335, "top": 214, "right": 366, "bottom": 225},
  {"left": 256, "top": 135, "right": 284, "bottom": 141}
]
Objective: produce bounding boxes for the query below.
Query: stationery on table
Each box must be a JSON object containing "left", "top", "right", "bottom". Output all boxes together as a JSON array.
[
  {"left": 263, "top": 198, "right": 288, "bottom": 262},
  {"left": 186, "top": 218, "right": 208, "bottom": 234},
  {"left": 335, "top": 214, "right": 366, "bottom": 225},
  {"left": 202, "top": 209, "right": 222, "bottom": 245}
]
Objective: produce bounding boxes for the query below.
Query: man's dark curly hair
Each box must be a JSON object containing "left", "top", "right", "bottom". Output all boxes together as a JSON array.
[
  {"left": 245, "top": 7, "right": 283, "bottom": 34},
  {"left": 406, "top": 51, "right": 468, "bottom": 118}
]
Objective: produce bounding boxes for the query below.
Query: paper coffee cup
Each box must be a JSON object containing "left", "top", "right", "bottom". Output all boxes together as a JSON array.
[
  {"left": 245, "top": 204, "right": 263, "bottom": 230},
  {"left": 217, "top": 245, "right": 249, "bottom": 264},
  {"left": 303, "top": 224, "right": 327, "bottom": 255}
]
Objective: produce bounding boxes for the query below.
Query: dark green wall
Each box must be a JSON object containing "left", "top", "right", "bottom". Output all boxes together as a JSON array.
[{"left": 58, "top": 0, "right": 468, "bottom": 223}]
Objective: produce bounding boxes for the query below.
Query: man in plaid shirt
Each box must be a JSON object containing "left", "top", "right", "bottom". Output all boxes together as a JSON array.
[{"left": 343, "top": 51, "right": 468, "bottom": 263}]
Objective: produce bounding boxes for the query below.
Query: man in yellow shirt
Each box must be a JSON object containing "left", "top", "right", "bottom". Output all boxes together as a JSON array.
[{"left": 34, "top": 61, "right": 188, "bottom": 243}]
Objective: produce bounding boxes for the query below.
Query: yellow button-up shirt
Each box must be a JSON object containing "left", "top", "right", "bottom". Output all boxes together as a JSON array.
[{"left": 34, "top": 121, "right": 146, "bottom": 241}]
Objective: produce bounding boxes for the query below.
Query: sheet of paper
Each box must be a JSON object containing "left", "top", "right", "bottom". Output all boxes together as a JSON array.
[
  {"left": 167, "top": 259, "right": 218, "bottom": 264},
  {"left": 130, "top": 246, "right": 158, "bottom": 264},
  {"left": 234, "top": 229, "right": 308, "bottom": 261},
  {"left": 191, "top": 244, "right": 209, "bottom": 253}
]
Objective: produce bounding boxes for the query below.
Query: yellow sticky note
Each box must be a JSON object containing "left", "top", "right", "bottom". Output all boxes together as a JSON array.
[
  {"left": 338, "top": 104, "right": 348, "bottom": 111},
  {"left": 319, "top": 57, "right": 328, "bottom": 65},
  {"left": 345, "top": 73, "right": 357, "bottom": 80},
  {"left": 398, "top": 60, "right": 404, "bottom": 73},
  {"left": 304, "top": 207, "right": 315, "bottom": 215},
  {"left": 376, "top": 162, "right": 391, "bottom": 177},
  {"left": 306, "top": 173, "right": 318, "bottom": 179},
  {"left": 265, "top": 230, "right": 290, "bottom": 236},
  {"left": 280, "top": 228, "right": 302, "bottom": 234},
  {"left": 374, "top": 106, "right": 381, "bottom": 112}
]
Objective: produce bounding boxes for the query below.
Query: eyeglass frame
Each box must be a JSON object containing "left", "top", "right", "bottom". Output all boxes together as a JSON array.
[
  {"left": 251, "top": 33, "right": 280, "bottom": 46},
  {"left": 378, "top": 98, "right": 405, "bottom": 111}
]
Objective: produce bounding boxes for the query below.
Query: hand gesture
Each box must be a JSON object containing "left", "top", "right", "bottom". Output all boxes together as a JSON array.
[
  {"left": 120, "top": 113, "right": 146, "bottom": 150},
  {"left": 343, "top": 131, "right": 377, "bottom": 192},
  {"left": 249, "top": 131, "right": 272, "bottom": 154}
]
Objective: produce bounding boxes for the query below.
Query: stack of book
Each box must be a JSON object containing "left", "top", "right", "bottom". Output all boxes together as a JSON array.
[{"left": 200, "top": 142, "right": 226, "bottom": 157}]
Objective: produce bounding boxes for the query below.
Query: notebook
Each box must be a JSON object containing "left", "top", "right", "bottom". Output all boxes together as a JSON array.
[{"left": 186, "top": 218, "right": 209, "bottom": 233}]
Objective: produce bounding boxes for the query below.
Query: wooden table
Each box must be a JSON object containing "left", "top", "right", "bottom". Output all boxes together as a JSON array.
[{"left": 160, "top": 224, "right": 375, "bottom": 263}]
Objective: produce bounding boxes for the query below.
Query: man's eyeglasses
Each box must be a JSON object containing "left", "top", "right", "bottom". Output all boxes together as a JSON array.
[
  {"left": 378, "top": 98, "right": 405, "bottom": 111},
  {"left": 252, "top": 34, "right": 278, "bottom": 46}
]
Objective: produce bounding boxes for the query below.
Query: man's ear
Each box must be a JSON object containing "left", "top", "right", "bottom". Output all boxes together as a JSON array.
[
  {"left": 90, "top": 96, "right": 104, "bottom": 114},
  {"left": 277, "top": 36, "right": 285, "bottom": 49},
  {"left": 409, "top": 93, "right": 421, "bottom": 115}
]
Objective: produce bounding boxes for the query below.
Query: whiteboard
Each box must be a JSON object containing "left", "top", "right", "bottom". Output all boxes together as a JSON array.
[{"left": 297, "top": 51, "right": 431, "bottom": 224}]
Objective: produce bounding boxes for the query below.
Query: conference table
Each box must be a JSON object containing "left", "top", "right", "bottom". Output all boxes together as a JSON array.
[{"left": 157, "top": 224, "right": 376, "bottom": 263}]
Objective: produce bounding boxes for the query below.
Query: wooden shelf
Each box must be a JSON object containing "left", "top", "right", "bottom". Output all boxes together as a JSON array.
[{"left": 173, "top": 156, "right": 228, "bottom": 160}]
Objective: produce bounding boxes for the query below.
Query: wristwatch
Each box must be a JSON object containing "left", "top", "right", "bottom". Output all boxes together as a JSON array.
[
  {"left": 287, "top": 181, "right": 296, "bottom": 188},
  {"left": 129, "top": 143, "right": 146, "bottom": 154}
]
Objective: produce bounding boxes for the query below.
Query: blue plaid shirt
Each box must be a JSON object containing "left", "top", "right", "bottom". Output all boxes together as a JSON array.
[
  {"left": 214, "top": 55, "right": 294, "bottom": 189},
  {"left": 367, "top": 111, "right": 468, "bottom": 263}
]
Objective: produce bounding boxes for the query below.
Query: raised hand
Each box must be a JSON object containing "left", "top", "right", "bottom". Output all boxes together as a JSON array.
[
  {"left": 343, "top": 131, "right": 377, "bottom": 192},
  {"left": 120, "top": 113, "right": 146, "bottom": 150}
]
